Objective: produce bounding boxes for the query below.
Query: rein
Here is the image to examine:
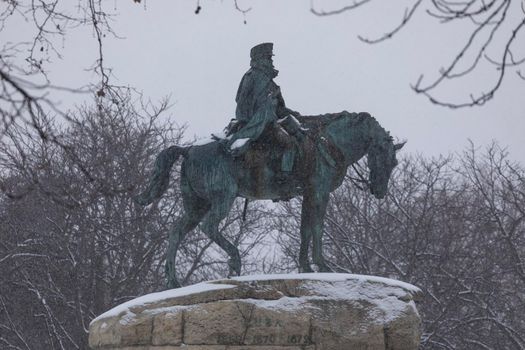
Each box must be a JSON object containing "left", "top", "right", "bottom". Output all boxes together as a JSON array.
[
  {"left": 347, "top": 163, "right": 370, "bottom": 191},
  {"left": 311, "top": 113, "right": 372, "bottom": 192}
]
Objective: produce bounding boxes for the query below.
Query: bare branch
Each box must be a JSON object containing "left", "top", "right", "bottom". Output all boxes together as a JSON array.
[
  {"left": 234, "top": 0, "right": 252, "bottom": 15},
  {"left": 310, "top": 0, "right": 372, "bottom": 16},
  {"left": 310, "top": 0, "right": 525, "bottom": 108},
  {"left": 0, "top": 296, "right": 31, "bottom": 350},
  {"left": 358, "top": 0, "right": 423, "bottom": 44},
  {"left": 413, "top": 10, "right": 525, "bottom": 108}
]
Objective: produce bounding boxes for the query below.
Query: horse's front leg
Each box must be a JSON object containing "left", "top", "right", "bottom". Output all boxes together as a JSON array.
[
  {"left": 300, "top": 191, "right": 332, "bottom": 272},
  {"left": 298, "top": 233, "right": 314, "bottom": 273},
  {"left": 299, "top": 193, "right": 314, "bottom": 273}
]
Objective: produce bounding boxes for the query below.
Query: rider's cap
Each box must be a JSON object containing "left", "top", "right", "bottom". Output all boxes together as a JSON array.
[{"left": 250, "top": 42, "right": 274, "bottom": 59}]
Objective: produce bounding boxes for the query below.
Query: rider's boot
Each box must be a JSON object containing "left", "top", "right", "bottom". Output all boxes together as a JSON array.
[{"left": 276, "top": 170, "right": 293, "bottom": 185}]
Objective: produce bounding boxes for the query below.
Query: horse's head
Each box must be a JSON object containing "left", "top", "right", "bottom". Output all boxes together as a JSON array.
[{"left": 367, "top": 136, "right": 405, "bottom": 199}]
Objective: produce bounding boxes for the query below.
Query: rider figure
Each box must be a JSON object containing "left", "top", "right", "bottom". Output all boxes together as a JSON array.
[{"left": 227, "top": 42, "right": 301, "bottom": 181}]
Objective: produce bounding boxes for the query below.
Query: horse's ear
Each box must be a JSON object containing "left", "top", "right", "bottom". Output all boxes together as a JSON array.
[{"left": 394, "top": 141, "right": 406, "bottom": 151}]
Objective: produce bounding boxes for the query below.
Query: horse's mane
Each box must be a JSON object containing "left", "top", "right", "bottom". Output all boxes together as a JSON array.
[
  {"left": 298, "top": 111, "right": 391, "bottom": 143},
  {"left": 297, "top": 112, "right": 348, "bottom": 128}
]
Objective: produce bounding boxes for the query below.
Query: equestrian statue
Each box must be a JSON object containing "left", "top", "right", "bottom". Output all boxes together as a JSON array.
[{"left": 136, "top": 43, "right": 405, "bottom": 289}]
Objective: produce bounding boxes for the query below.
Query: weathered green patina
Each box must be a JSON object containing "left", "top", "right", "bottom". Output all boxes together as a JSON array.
[
  {"left": 137, "top": 111, "right": 404, "bottom": 289},
  {"left": 227, "top": 42, "right": 299, "bottom": 176},
  {"left": 137, "top": 43, "right": 404, "bottom": 288}
]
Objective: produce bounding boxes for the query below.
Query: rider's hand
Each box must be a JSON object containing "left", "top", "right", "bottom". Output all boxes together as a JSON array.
[{"left": 286, "top": 108, "right": 300, "bottom": 118}]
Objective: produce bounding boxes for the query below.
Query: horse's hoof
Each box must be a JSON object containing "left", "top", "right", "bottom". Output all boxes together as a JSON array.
[
  {"left": 228, "top": 256, "right": 242, "bottom": 276},
  {"left": 166, "top": 279, "right": 181, "bottom": 289},
  {"left": 227, "top": 270, "right": 241, "bottom": 277},
  {"left": 318, "top": 266, "right": 333, "bottom": 273},
  {"left": 299, "top": 265, "right": 314, "bottom": 273}
]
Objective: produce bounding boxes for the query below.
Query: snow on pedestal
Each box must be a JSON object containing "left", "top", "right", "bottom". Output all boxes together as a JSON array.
[{"left": 89, "top": 273, "right": 423, "bottom": 350}]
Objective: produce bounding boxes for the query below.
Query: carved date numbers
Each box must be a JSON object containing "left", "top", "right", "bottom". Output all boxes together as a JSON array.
[
  {"left": 252, "top": 334, "right": 276, "bottom": 344},
  {"left": 287, "top": 334, "right": 312, "bottom": 344}
]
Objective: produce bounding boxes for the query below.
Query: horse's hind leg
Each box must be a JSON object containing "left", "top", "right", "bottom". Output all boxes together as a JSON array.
[
  {"left": 200, "top": 195, "right": 241, "bottom": 276},
  {"left": 165, "top": 209, "right": 207, "bottom": 289},
  {"left": 165, "top": 178, "right": 209, "bottom": 289}
]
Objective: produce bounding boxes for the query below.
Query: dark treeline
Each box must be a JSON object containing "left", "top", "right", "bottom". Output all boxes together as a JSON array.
[{"left": 1, "top": 99, "right": 524, "bottom": 349}]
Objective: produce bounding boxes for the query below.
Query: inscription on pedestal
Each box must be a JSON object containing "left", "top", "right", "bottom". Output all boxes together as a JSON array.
[
  {"left": 287, "top": 334, "right": 312, "bottom": 345},
  {"left": 251, "top": 316, "right": 283, "bottom": 328},
  {"left": 252, "top": 334, "right": 275, "bottom": 345}
]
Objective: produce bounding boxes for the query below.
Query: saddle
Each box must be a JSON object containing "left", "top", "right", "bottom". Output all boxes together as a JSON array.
[
  {"left": 239, "top": 117, "right": 302, "bottom": 176},
  {"left": 213, "top": 116, "right": 304, "bottom": 192},
  {"left": 214, "top": 115, "right": 343, "bottom": 190}
]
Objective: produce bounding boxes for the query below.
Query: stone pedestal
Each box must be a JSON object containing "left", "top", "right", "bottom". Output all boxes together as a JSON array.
[{"left": 89, "top": 273, "right": 422, "bottom": 350}]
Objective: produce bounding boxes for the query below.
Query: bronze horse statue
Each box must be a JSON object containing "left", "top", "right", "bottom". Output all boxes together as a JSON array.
[{"left": 137, "top": 111, "right": 405, "bottom": 288}]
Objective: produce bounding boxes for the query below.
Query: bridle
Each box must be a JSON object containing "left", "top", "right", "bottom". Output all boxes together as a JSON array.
[
  {"left": 346, "top": 162, "right": 370, "bottom": 191},
  {"left": 346, "top": 136, "right": 377, "bottom": 192}
]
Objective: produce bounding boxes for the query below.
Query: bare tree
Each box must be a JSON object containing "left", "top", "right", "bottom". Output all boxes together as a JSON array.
[
  {"left": 311, "top": 0, "right": 525, "bottom": 108},
  {"left": 0, "top": 0, "right": 122, "bottom": 138},
  {"left": 0, "top": 94, "right": 282, "bottom": 349},
  {"left": 0, "top": 96, "right": 179, "bottom": 349},
  {"left": 274, "top": 145, "right": 525, "bottom": 349},
  {"left": 0, "top": 0, "right": 255, "bottom": 142}
]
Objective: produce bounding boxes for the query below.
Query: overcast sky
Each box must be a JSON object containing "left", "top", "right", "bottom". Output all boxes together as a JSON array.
[{"left": 8, "top": 0, "right": 525, "bottom": 162}]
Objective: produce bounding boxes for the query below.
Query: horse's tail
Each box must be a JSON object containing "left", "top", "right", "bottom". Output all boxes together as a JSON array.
[{"left": 135, "top": 145, "right": 188, "bottom": 206}]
